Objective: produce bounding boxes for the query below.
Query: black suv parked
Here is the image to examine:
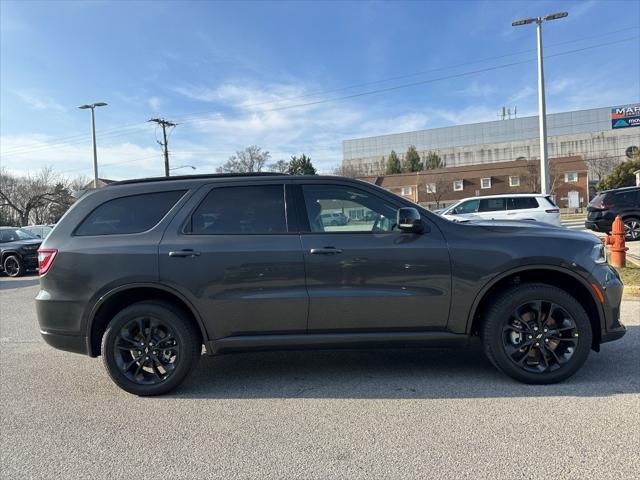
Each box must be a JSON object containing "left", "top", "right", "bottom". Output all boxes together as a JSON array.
[
  {"left": 586, "top": 186, "right": 640, "bottom": 241},
  {"left": 36, "top": 174, "right": 625, "bottom": 395},
  {"left": 0, "top": 227, "right": 42, "bottom": 277}
]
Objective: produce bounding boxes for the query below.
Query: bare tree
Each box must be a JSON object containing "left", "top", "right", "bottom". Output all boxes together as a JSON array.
[
  {"left": 216, "top": 145, "right": 270, "bottom": 173},
  {"left": 425, "top": 175, "right": 453, "bottom": 208},
  {"left": 523, "top": 160, "right": 540, "bottom": 192},
  {"left": 268, "top": 159, "right": 289, "bottom": 173},
  {"left": 0, "top": 168, "right": 82, "bottom": 226},
  {"left": 585, "top": 152, "right": 617, "bottom": 183},
  {"left": 334, "top": 164, "right": 366, "bottom": 178}
]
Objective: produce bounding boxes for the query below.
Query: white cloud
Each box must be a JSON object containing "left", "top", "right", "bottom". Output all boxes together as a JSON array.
[
  {"left": 509, "top": 85, "right": 535, "bottom": 102},
  {"left": 12, "top": 90, "right": 66, "bottom": 112},
  {"left": 0, "top": 134, "right": 163, "bottom": 180},
  {"left": 457, "top": 81, "right": 496, "bottom": 97},
  {"left": 148, "top": 97, "right": 163, "bottom": 112}
]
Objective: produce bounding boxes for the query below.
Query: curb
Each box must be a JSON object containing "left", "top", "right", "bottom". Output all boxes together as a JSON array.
[{"left": 624, "top": 285, "right": 640, "bottom": 297}]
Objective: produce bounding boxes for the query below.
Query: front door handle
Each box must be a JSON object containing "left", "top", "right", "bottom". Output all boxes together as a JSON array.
[
  {"left": 169, "top": 250, "right": 201, "bottom": 258},
  {"left": 310, "top": 247, "right": 343, "bottom": 255}
]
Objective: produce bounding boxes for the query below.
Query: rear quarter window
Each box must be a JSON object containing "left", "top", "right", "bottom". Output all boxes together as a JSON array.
[
  {"left": 508, "top": 197, "right": 539, "bottom": 210},
  {"left": 74, "top": 190, "right": 186, "bottom": 236}
]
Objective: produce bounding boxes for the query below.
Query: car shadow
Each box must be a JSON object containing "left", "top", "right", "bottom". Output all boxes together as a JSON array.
[
  {"left": 0, "top": 273, "right": 39, "bottom": 290},
  {"left": 169, "top": 325, "right": 639, "bottom": 400}
]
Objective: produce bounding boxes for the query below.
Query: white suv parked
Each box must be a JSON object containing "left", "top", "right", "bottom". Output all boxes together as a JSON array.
[{"left": 439, "top": 194, "right": 561, "bottom": 226}]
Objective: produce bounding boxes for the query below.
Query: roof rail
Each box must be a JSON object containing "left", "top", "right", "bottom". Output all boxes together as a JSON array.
[{"left": 109, "top": 172, "right": 287, "bottom": 186}]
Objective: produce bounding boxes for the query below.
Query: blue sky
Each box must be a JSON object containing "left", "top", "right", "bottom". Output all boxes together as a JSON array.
[{"left": 1, "top": 0, "right": 638, "bottom": 179}]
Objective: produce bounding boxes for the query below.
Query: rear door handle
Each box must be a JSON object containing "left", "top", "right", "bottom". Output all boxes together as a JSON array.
[
  {"left": 169, "top": 250, "right": 201, "bottom": 257},
  {"left": 310, "top": 247, "right": 343, "bottom": 255}
]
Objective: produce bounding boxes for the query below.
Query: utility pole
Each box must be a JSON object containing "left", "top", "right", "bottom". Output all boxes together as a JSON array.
[
  {"left": 148, "top": 118, "right": 177, "bottom": 176},
  {"left": 512, "top": 11, "right": 568, "bottom": 195}
]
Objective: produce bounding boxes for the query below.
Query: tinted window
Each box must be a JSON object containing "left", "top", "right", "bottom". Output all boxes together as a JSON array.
[
  {"left": 479, "top": 198, "right": 506, "bottom": 212},
  {"left": 454, "top": 199, "right": 480, "bottom": 214},
  {"left": 615, "top": 190, "right": 639, "bottom": 205},
  {"left": 508, "top": 197, "right": 539, "bottom": 210},
  {"left": 190, "top": 185, "right": 286, "bottom": 234},
  {"left": 75, "top": 190, "right": 185, "bottom": 236},
  {"left": 0, "top": 228, "right": 37, "bottom": 243},
  {"left": 302, "top": 184, "right": 398, "bottom": 233}
]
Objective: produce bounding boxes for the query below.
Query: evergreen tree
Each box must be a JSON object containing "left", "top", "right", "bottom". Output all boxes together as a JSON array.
[
  {"left": 386, "top": 151, "right": 402, "bottom": 174},
  {"left": 287, "top": 154, "right": 316, "bottom": 175},
  {"left": 403, "top": 146, "right": 422, "bottom": 172},
  {"left": 424, "top": 151, "right": 445, "bottom": 170},
  {"left": 596, "top": 154, "right": 640, "bottom": 191}
]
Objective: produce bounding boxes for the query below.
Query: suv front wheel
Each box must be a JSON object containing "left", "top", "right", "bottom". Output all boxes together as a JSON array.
[
  {"left": 481, "top": 283, "right": 592, "bottom": 384},
  {"left": 102, "top": 301, "right": 202, "bottom": 396},
  {"left": 623, "top": 217, "right": 640, "bottom": 241}
]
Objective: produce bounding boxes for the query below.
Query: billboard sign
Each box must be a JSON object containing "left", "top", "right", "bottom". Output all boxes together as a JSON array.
[{"left": 611, "top": 104, "right": 640, "bottom": 129}]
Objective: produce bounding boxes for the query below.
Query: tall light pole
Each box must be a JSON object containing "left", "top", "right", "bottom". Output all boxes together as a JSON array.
[
  {"left": 512, "top": 11, "right": 568, "bottom": 195},
  {"left": 78, "top": 102, "right": 108, "bottom": 188}
]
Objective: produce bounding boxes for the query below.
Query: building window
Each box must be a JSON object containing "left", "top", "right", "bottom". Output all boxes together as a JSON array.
[
  {"left": 453, "top": 180, "right": 464, "bottom": 191},
  {"left": 509, "top": 176, "right": 520, "bottom": 187},
  {"left": 426, "top": 183, "right": 436, "bottom": 194},
  {"left": 401, "top": 186, "right": 413, "bottom": 196},
  {"left": 564, "top": 172, "right": 578, "bottom": 183},
  {"left": 480, "top": 177, "right": 492, "bottom": 189}
]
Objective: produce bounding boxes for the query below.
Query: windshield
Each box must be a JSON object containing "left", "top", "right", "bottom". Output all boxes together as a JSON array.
[{"left": 0, "top": 228, "right": 37, "bottom": 243}]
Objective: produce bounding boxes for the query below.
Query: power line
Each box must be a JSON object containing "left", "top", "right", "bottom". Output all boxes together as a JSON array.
[
  {"left": 172, "top": 25, "right": 639, "bottom": 120},
  {"left": 2, "top": 33, "right": 638, "bottom": 160},
  {"left": 2, "top": 25, "right": 637, "bottom": 156}
]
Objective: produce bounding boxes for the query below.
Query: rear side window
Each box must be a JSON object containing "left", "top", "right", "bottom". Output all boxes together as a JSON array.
[
  {"left": 615, "top": 190, "right": 639, "bottom": 205},
  {"left": 75, "top": 190, "right": 185, "bottom": 236},
  {"left": 479, "top": 198, "right": 506, "bottom": 212},
  {"left": 507, "top": 197, "right": 539, "bottom": 210},
  {"left": 189, "top": 185, "right": 286, "bottom": 234}
]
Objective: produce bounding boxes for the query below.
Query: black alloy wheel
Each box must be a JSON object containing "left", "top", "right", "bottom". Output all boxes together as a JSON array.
[
  {"left": 3, "top": 255, "right": 24, "bottom": 277},
  {"left": 102, "top": 301, "right": 201, "bottom": 396},
  {"left": 482, "top": 283, "right": 592, "bottom": 384},
  {"left": 502, "top": 301, "right": 579, "bottom": 373},
  {"left": 623, "top": 218, "right": 640, "bottom": 241},
  {"left": 114, "top": 316, "right": 180, "bottom": 385}
]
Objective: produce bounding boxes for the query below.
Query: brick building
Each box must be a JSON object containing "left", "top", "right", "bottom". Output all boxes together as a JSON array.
[{"left": 358, "top": 156, "right": 589, "bottom": 211}]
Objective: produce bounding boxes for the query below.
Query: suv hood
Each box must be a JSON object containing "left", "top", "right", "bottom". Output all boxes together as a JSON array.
[
  {"left": 1, "top": 238, "right": 42, "bottom": 249},
  {"left": 461, "top": 219, "right": 599, "bottom": 243}
]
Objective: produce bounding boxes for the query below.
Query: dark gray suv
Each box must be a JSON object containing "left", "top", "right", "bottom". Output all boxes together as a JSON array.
[{"left": 36, "top": 174, "right": 626, "bottom": 395}]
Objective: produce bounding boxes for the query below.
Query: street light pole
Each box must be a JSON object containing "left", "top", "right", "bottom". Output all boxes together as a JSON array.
[
  {"left": 78, "top": 102, "right": 108, "bottom": 188},
  {"left": 536, "top": 19, "right": 549, "bottom": 195},
  {"left": 512, "top": 11, "right": 568, "bottom": 196}
]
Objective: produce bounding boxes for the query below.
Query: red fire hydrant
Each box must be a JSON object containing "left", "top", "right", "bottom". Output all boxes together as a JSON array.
[{"left": 603, "top": 215, "right": 627, "bottom": 268}]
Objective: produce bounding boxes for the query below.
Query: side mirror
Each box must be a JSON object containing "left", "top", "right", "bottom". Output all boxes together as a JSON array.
[{"left": 397, "top": 207, "right": 423, "bottom": 233}]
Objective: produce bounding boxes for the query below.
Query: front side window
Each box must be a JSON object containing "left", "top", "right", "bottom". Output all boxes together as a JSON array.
[
  {"left": 509, "top": 176, "right": 520, "bottom": 187},
  {"left": 75, "top": 190, "right": 185, "bottom": 236},
  {"left": 564, "top": 172, "right": 578, "bottom": 183},
  {"left": 302, "top": 184, "right": 398, "bottom": 233},
  {"left": 481, "top": 177, "right": 492, "bottom": 189},
  {"left": 479, "top": 198, "right": 506, "bottom": 212},
  {"left": 454, "top": 199, "right": 480, "bottom": 214},
  {"left": 189, "top": 185, "right": 286, "bottom": 234}
]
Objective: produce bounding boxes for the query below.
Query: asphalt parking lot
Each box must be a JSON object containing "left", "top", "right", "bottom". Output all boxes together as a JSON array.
[{"left": 1, "top": 275, "right": 639, "bottom": 479}]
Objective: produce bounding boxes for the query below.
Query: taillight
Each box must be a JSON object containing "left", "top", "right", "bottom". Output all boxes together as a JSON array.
[
  {"left": 37, "top": 249, "right": 58, "bottom": 275},
  {"left": 545, "top": 209, "right": 560, "bottom": 213}
]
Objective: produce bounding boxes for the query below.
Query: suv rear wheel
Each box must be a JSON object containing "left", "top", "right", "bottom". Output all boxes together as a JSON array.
[
  {"left": 481, "top": 283, "right": 592, "bottom": 384},
  {"left": 101, "top": 301, "right": 201, "bottom": 396}
]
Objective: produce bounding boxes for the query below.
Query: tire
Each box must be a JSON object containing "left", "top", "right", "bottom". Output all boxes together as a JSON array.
[
  {"left": 481, "top": 283, "right": 592, "bottom": 384},
  {"left": 101, "top": 301, "right": 202, "bottom": 396},
  {"left": 623, "top": 217, "right": 640, "bottom": 241},
  {"left": 3, "top": 254, "right": 25, "bottom": 277}
]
